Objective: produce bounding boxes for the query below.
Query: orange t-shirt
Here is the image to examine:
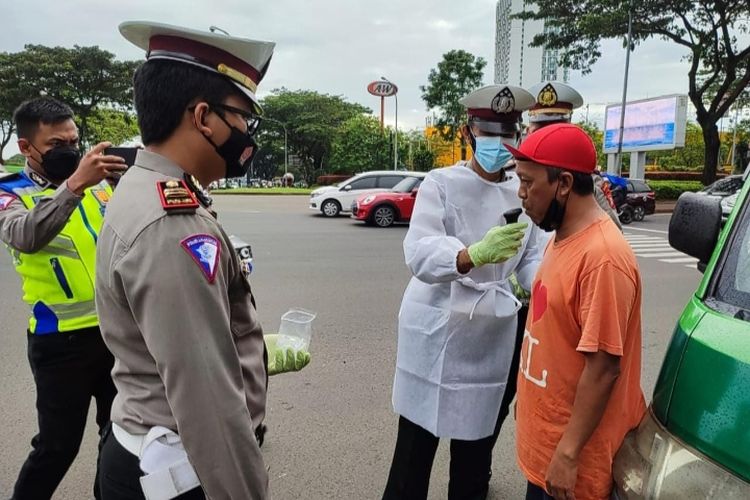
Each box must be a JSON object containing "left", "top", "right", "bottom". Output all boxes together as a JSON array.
[{"left": 516, "top": 215, "right": 647, "bottom": 500}]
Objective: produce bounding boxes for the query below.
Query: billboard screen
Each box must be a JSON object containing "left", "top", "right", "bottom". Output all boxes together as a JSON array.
[{"left": 604, "top": 95, "right": 688, "bottom": 153}]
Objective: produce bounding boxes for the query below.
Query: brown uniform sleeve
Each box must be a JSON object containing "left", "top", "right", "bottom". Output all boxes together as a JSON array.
[
  {"left": 114, "top": 214, "right": 267, "bottom": 499},
  {"left": 0, "top": 183, "right": 83, "bottom": 252}
]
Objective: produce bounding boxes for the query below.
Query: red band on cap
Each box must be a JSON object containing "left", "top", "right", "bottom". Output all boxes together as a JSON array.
[
  {"left": 149, "top": 35, "right": 261, "bottom": 86},
  {"left": 467, "top": 109, "right": 521, "bottom": 123}
]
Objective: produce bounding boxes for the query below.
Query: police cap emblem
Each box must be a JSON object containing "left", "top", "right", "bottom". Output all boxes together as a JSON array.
[
  {"left": 537, "top": 83, "right": 559, "bottom": 107},
  {"left": 491, "top": 87, "right": 516, "bottom": 115}
]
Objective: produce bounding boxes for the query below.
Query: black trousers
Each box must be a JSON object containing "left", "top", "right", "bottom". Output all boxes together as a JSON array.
[
  {"left": 526, "top": 482, "right": 554, "bottom": 500},
  {"left": 382, "top": 306, "right": 528, "bottom": 500},
  {"left": 12, "top": 327, "right": 116, "bottom": 500},
  {"left": 99, "top": 426, "right": 205, "bottom": 500}
]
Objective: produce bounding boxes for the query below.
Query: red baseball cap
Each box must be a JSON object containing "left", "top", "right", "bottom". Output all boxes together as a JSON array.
[{"left": 505, "top": 123, "right": 597, "bottom": 174}]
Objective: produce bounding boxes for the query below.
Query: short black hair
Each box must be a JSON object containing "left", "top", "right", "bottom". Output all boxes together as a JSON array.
[
  {"left": 546, "top": 166, "right": 594, "bottom": 196},
  {"left": 133, "top": 59, "right": 244, "bottom": 145},
  {"left": 13, "top": 97, "right": 75, "bottom": 140}
]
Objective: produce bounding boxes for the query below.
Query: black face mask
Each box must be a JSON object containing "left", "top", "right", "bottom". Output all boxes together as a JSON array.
[
  {"left": 204, "top": 112, "right": 258, "bottom": 179},
  {"left": 538, "top": 182, "right": 567, "bottom": 232},
  {"left": 32, "top": 144, "right": 81, "bottom": 180}
]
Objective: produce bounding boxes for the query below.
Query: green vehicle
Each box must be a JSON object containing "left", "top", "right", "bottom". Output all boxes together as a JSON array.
[{"left": 614, "top": 165, "right": 750, "bottom": 499}]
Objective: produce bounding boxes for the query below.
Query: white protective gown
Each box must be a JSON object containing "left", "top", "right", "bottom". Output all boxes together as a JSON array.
[{"left": 392, "top": 162, "right": 543, "bottom": 440}]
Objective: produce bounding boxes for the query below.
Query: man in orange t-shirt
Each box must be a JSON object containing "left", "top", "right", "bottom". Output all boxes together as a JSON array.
[{"left": 506, "top": 124, "right": 647, "bottom": 499}]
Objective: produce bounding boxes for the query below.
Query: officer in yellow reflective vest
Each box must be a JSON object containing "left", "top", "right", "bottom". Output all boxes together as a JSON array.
[{"left": 0, "top": 97, "right": 128, "bottom": 500}]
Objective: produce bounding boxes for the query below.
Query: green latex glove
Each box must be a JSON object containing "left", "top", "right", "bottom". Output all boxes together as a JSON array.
[
  {"left": 467, "top": 223, "right": 528, "bottom": 267},
  {"left": 264, "top": 334, "right": 311, "bottom": 376},
  {"left": 509, "top": 273, "right": 530, "bottom": 304}
]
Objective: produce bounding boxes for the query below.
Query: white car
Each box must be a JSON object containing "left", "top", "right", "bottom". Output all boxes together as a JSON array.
[{"left": 310, "top": 170, "right": 425, "bottom": 217}]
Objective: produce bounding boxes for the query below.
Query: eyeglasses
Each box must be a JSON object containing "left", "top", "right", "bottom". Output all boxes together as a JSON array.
[{"left": 192, "top": 103, "right": 262, "bottom": 135}]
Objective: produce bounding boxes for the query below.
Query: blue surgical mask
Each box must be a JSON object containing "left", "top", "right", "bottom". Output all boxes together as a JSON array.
[{"left": 473, "top": 136, "right": 513, "bottom": 173}]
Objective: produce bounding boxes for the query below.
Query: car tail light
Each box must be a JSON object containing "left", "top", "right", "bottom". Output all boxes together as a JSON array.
[
  {"left": 613, "top": 409, "right": 750, "bottom": 499},
  {"left": 647, "top": 192, "right": 655, "bottom": 199}
]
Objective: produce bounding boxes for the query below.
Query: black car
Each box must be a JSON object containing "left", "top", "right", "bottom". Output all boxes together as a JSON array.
[{"left": 625, "top": 179, "right": 656, "bottom": 221}]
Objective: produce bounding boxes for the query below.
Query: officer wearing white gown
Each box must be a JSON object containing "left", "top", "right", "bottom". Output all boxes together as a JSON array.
[{"left": 383, "top": 85, "right": 543, "bottom": 500}]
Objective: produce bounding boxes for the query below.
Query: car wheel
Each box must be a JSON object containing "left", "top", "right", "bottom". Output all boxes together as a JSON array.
[
  {"left": 321, "top": 199, "right": 341, "bottom": 217},
  {"left": 633, "top": 205, "right": 645, "bottom": 221},
  {"left": 373, "top": 205, "right": 396, "bottom": 227},
  {"left": 619, "top": 207, "right": 633, "bottom": 225}
]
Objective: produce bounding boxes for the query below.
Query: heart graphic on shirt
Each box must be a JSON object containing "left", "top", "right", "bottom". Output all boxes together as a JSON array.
[{"left": 531, "top": 281, "right": 548, "bottom": 323}]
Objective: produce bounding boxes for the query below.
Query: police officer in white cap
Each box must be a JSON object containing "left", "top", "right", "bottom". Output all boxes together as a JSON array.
[
  {"left": 383, "top": 85, "right": 543, "bottom": 500},
  {"left": 526, "top": 81, "right": 621, "bottom": 229},
  {"left": 95, "top": 22, "right": 309, "bottom": 500}
]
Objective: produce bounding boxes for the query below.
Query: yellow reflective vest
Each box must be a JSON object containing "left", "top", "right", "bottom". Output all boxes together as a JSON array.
[{"left": 0, "top": 173, "right": 111, "bottom": 334}]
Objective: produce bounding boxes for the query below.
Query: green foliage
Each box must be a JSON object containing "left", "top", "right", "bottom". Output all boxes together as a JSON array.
[
  {"left": 5, "top": 154, "right": 25, "bottom": 166},
  {"left": 421, "top": 50, "right": 486, "bottom": 159},
  {"left": 412, "top": 145, "right": 436, "bottom": 172},
  {"left": 576, "top": 120, "right": 604, "bottom": 165},
  {"left": 257, "top": 89, "right": 371, "bottom": 183},
  {"left": 648, "top": 180, "right": 704, "bottom": 199},
  {"left": 0, "top": 44, "right": 139, "bottom": 163},
  {"left": 330, "top": 115, "right": 390, "bottom": 173},
  {"left": 518, "top": 0, "right": 750, "bottom": 185},
  {"left": 85, "top": 109, "right": 140, "bottom": 147}
]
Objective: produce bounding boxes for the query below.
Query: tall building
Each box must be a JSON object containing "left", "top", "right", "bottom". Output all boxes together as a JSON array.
[{"left": 495, "top": 0, "right": 569, "bottom": 86}]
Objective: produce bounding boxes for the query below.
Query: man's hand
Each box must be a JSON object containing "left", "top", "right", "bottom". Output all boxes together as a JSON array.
[
  {"left": 467, "top": 222, "right": 527, "bottom": 267},
  {"left": 264, "top": 334, "right": 311, "bottom": 376},
  {"left": 545, "top": 447, "right": 578, "bottom": 500},
  {"left": 66, "top": 142, "right": 128, "bottom": 195}
]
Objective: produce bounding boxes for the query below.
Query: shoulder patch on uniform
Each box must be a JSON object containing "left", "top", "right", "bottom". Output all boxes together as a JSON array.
[
  {"left": 0, "top": 193, "right": 17, "bottom": 210},
  {"left": 181, "top": 234, "right": 221, "bottom": 283},
  {"left": 157, "top": 180, "right": 199, "bottom": 213}
]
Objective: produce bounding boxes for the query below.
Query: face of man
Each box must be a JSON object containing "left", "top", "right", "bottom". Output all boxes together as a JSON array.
[
  {"left": 516, "top": 159, "right": 560, "bottom": 226},
  {"left": 18, "top": 119, "right": 79, "bottom": 173},
  {"left": 190, "top": 93, "right": 257, "bottom": 184}
]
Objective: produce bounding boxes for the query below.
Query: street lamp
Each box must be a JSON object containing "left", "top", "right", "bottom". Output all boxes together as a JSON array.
[
  {"left": 381, "top": 76, "right": 398, "bottom": 170},
  {"left": 615, "top": 2, "right": 634, "bottom": 175},
  {"left": 264, "top": 117, "right": 288, "bottom": 175}
]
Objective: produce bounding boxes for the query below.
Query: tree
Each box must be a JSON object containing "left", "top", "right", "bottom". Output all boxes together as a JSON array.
[
  {"left": 412, "top": 146, "right": 436, "bottom": 172},
  {"left": 258, "top": 89, "right": 371, "bottom": 183},
  {"left": 86, "top": 109, "right": 140, "bottom": 147},
  {"left": 576, "top": 120, "right": 605, "bottom": 167},
  {"left": 330, "top": 115, "right": 390, "bottom": 173},
  {"left": 0, "top": 45, "right": 139, "bottom": 162},
  {"left": 517, "top": 1, "right": 750, "bottom": 185},
  {"left": 421, "top": 50, "right": 486, "bottom": 161}
]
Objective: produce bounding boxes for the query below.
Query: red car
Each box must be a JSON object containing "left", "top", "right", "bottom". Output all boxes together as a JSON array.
[{"left": 351, "top": 174, "right": 425, "bottom": 227}]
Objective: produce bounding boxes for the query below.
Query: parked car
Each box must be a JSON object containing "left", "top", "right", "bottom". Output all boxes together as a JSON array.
[
  {"left": 624, "top": 179, "right": 656, "bottom": 221},
  {"left": 699, "top": 174, "right": 744, "bottom": 197},
  {"left": 351, "top": 174, "right": 426, "bottom": 227},
  {"left": 613, "top": 165, "right": 750, "bottom": 498},
  {"left": 698, "top": 174, "right": 744, "bottom": 222},
  {"left": 309, "top": 170, "right": 424, "bottom": 217}
]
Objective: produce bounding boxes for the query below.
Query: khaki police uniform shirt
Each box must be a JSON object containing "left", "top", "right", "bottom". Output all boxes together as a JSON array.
[
  {"left": 0, "top": 166, "right": 83, "bottom": 252},
  {"left": 95, "top": 150, "right": 268, "bottom": 499}
]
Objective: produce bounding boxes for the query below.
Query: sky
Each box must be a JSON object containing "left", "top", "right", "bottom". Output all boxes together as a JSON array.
[{"left": 0, "top": 0, "right": 718, "bottom": 155}]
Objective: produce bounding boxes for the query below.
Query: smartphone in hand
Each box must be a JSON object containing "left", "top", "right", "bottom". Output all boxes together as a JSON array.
[{"left": 104, "top": 147, "right": 139, "bottom": 167}]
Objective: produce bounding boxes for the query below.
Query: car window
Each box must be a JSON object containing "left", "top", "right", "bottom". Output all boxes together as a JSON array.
[
  {"left": 626, "top": 181, "right": 635, "bottom": 193},
  {"left": 392, "top": 177, "right": 418, "bottom": 192},
  {"left": 347, "top": 177, "right": 377, "bottom": 190},
  {"left": 378, "top": 175, "right": 404, "bottom": 189},
  {"left": 712, "top": 194, "right": 750, "bottom": 317},
  {"left": 632, "top": 180, "right": 651, "bottom": 192}
]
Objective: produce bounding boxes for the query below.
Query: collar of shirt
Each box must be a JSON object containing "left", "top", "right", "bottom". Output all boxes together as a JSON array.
[
  {"left": 24, "top": 164, "right": 55, "bottom": 189},
  {"left": 133, "top": 150, "right": 187, "bottom": 179}
]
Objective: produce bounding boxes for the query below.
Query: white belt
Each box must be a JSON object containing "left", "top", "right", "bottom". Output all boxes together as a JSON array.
[{"left": 112, "top": 423, "right": 201, "bottom": 500}]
